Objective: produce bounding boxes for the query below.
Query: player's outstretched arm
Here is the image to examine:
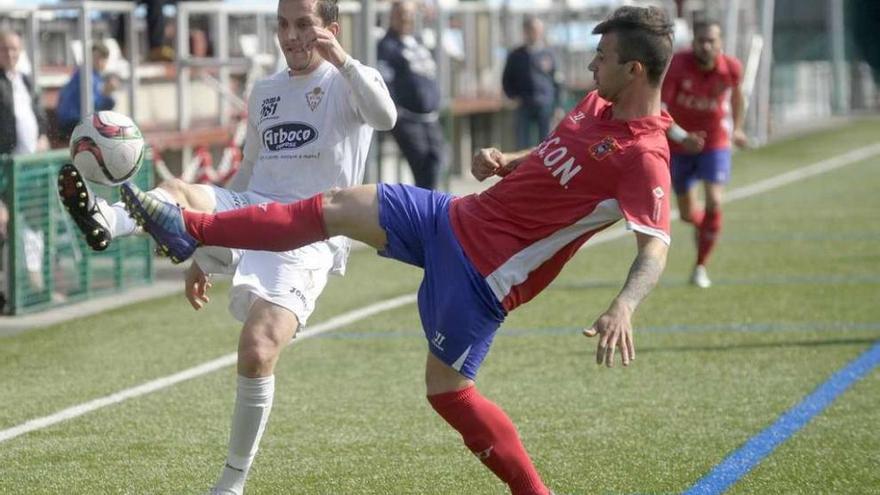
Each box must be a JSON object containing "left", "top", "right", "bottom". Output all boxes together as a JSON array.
[
  {"left": 471, "top": 147, "right": 533, "bottom": 181},
  {"left": 583, "top": 233, "right": 668, "bottom": 367},
  {"left": 731, "top": 84, "right": 749, "bottom": 148},
  {"left": 667, "top": 122, "right": 705, "bottom": 154}
]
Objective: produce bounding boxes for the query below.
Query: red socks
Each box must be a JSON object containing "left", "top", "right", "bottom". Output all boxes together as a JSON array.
[
  {"left": 697, "top": 208, "right": 722, "bottom": 266},
  {"left": 428, "top": 386, "right": 549, "bottom": 495},
  {"left": 183, "top": 193, "right": 328, "bottom": 252}
]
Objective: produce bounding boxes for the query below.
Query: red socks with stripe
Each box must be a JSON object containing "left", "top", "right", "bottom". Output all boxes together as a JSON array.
[
  {"left": 183, "top": 193, "right": 328, "bottom": 252},
  {"left": 697, "top": 208, "right": 722, "bottom": 266},
  {"left": 428, "top": 386, "right": 549, "bottom": 495}
]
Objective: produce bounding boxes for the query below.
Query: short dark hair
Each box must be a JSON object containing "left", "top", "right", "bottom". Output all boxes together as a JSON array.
[
  {"left": 315, "top": 0, "right": 339, "bottom": 25},
  {"left": 693, "top": 17, "right": 722, "bottom": 36},
  {"left": 283, "top": 0, "right": 338, "bottom": 25},
  {"left": 592, "top": 6, "right": 674, "bottom": 86}
]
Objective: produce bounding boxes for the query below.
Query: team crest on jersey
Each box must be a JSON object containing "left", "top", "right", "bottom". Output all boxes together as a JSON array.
[
  {"left": 260, "top": 96, "right": 280, "bottom": 119},
  {"left": 589, "top": 137, "right": 620, "bottom": 160},
  {"left": 306, "top": 86, "right": 324, "bottom": 111}
]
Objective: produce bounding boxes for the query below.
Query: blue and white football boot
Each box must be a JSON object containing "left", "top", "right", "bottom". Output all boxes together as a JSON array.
[{"left": 120, "top": 181, "right": 199, "bottom": 263}]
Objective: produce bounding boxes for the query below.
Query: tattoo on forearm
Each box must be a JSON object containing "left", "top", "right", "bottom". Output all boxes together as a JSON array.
[{"left": 618, "top": 253, "right": 664, "bottom": 309}]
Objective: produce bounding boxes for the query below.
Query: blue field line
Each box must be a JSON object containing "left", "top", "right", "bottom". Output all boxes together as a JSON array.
[
  {"left": 315, "top": 321, "right": 880, "bottom": 340},
  {"left": 681, "top": 340, "right": 880, "bottom": 495}
]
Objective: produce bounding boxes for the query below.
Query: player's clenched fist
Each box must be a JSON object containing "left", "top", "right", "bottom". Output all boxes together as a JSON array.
[
  {"left": 305, "top": 26, "right": 348, "bottom": 68},
  {"left": 471, "top": 148, "right": 505, "bottom": 181}
]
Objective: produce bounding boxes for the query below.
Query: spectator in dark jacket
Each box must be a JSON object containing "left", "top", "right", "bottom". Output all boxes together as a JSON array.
[
  {"left": 502, "top": 16, "right": 561, "bottom": 149},
  {"left": 56, "top": 41, "right": 119, "bottom": 141},
  {"left": 0, "top": 30, "right": 48, "bottom": 155},
  {"left": 377, "top": 0, "right": 445, "bottom": 190}
]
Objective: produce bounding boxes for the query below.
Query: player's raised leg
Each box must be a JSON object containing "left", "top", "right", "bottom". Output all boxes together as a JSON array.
[
  {"left": 58, "top": 163, "right": 217, "bottom": 252},
  {"left": 120, "top": 182, "right": 387, "bottom": 260}
]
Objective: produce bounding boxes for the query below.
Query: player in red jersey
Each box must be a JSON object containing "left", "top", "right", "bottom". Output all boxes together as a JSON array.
[
  {"left": 123, "top": 6, "right": 674, "bottom": 493},
  {"left": 662, "top": 19, "right": 747, "bottom": 288}
]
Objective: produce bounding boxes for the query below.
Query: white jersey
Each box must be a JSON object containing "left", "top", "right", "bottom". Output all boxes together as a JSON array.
[
  {"left": 233, "top": 59, "right": 393, "bottom": 275},
  {"left": 244, "top": 61, "right": 377, "bottom": 202},
  {"left": 206, "top": 58, "right": 396, "bottom": 323}
]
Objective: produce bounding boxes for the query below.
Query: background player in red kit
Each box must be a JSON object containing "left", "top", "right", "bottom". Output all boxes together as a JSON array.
[
  {"left": 123, "top": 6, "right": 674, "bottom": 494},
  {"left": 662, "top": 18, "right": 747, "bottom": 288}
]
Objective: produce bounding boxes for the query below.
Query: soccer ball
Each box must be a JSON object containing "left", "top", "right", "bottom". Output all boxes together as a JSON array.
[{"left": 69, "top": 111, "right": 146, "bottom": 186}]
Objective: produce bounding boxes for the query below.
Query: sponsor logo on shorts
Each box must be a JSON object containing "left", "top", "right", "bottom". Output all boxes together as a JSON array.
[
  {"left": 430, "top": 331, "right": 446, "bottom": 351},
  {"left": 289, "top": 286, "right": 307, "bottom": 305},
  {"left": 230, "top": 191, "right": 247, "bottom": 209},
  {"left": 652, "top": 187, "right": 665, "bottom": 222},
  {"left": 263, "top": 122, "right": 319, "bottom": 151}
]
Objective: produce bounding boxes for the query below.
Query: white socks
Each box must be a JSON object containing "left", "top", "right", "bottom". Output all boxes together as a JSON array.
[{"left": 213, "top": 375, "right": 275, "bottom": 495}]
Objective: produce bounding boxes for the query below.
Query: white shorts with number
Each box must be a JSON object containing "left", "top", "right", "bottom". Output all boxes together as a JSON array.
[{"left": 196, "top": 187, "right": 346, "bottom": 326}]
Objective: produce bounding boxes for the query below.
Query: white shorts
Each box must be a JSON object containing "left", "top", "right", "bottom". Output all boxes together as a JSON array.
[{"left": 199, "top": 187, "right": 341, "bottom": 325}]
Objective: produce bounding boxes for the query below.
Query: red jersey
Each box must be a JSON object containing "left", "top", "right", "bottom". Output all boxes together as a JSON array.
[
  {"left": 662, "top": 51, "right": 742, "bottom": 153},
  {"left": 449, "top": 91, "right": 672, "bottom": 312}
]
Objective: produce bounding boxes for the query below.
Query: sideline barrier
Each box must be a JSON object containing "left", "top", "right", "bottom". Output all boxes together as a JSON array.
[{"left": 0, "top": 149, "right": 154, "bottom": 315}]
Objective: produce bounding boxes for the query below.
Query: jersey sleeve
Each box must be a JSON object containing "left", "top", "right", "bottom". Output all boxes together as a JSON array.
[
  {"left": 340, "top": 57, "right": 397, "bottom": 131},
  {"left": 615, "top": 150, "right": 671, "bottom": 244}
]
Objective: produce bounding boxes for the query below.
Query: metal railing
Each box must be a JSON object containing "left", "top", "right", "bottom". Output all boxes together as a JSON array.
[{"left": 30, "top": 1, "right": 140, "bottom": 122}]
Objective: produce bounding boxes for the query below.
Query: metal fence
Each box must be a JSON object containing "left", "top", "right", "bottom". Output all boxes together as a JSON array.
[{"left": 0, "top": 150, "right": 154, "bottom": 315}]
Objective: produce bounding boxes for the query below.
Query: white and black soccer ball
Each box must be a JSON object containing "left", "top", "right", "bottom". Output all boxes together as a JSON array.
[{"left": 69, "top": 111, "right": 146, "bottom": 186}]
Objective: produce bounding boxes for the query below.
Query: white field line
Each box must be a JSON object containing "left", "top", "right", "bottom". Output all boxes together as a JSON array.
[
  {"left": 0, "top": 294, "right": 416, "bottom": 444},
  {"left": 2, "top": 142, "right": 879, "bottom": 444}
]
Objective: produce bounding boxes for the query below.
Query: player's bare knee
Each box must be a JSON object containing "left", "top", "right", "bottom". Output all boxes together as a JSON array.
[{"left": 238, "top": 336, "right": 282, "bottom": 373}]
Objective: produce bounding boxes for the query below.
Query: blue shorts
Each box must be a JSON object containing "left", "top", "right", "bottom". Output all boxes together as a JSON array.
[
  {"left": 670, "top": 148, "right": 732, "bottom": 194},
  {"left": 376, "top": 183, "right": 507, "bottom": 380}
]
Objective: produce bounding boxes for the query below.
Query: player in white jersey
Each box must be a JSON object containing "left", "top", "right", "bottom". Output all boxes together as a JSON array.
[{"left": 56, "top": 0, "right": 396, "bottom": 493}]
